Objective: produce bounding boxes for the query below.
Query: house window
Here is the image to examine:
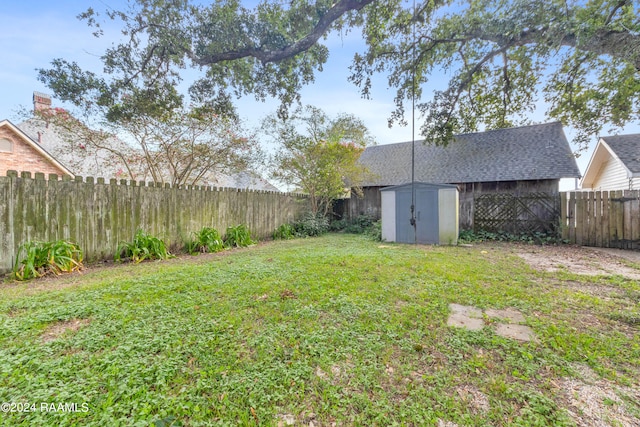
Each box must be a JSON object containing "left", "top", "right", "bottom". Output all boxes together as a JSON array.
[{"left": 0, "top": 138, "right": 13, "bottom": 153}]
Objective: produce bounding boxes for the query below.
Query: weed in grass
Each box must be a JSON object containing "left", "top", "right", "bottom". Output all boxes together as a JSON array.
[
  {"left": 224, "top": 224, "right": 255, "bottom": 248},
  {"left": 12, "top": 240, "right": 83, "bottom": 280},
  {"left": 115, "top": 229, "right": 172, "bottom": 263}
]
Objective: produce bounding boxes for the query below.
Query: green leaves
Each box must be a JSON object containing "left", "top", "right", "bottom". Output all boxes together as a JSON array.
[
  {"left": 12, "top": 240, "right": 83, "bottom": 281},
  {"left": 185, "top": 227, "right": 225, "bottom": 254},
  {"left": 272, "top": 223, "right": 296, "bottom": 240},
  {"left": 267, "top": 105, "right": 372, "bottom": 216},
  {"left": 355, "top": 0, "right": 640, "bottom": 147},
  {"left": 115, "top": 230, "right": 172, "bottom": 263},
  {"left": 38, "top": 0, "right": 640, "bottom": 152},
  {"left": 224, "top": 224, "right": 256, "bottom": 248}
]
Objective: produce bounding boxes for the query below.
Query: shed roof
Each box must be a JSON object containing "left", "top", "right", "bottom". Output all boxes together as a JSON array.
[{"left": 359, "top": 122, "right": 580, "bottom": 186}]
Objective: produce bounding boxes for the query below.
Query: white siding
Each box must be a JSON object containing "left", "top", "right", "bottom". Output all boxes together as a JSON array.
[{"left": 591, "top": 158, "right": 630, "bottom": 190}]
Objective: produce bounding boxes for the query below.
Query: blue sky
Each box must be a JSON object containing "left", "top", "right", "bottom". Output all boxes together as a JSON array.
[
  {"left": 0, "top": 0, "right": 414, "bottom": 143},
  {"left": 2, "top": 0, "right": 638, "bottom": 189}
]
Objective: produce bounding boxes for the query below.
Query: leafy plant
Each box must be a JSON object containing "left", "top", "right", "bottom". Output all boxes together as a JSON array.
[
  {"left": 292, "top": 212, "right": 329, "bottom": 237},
  {"left": 330, "top": 214, "right": 378, "bottom": 234},
  {"left": 272, "top": 223, "right": 295, "bottom": 240},
  {"left": 224, "top": 224, "right": 255, "bottom": 248},
  {"left": 365, "top": 220, "right": 382, "bottom": 241},
  {"left": 458, "top": 229, "right": 566, "bottom": 245},
  {"left": 12, "top": 240, "right": 83, "bottom": 281},
  {"left": 116, "top": 229, "right": 172, "bottom": 263},
  {"left": 185, "top": 227, "right": 224, "bottom": 254}
]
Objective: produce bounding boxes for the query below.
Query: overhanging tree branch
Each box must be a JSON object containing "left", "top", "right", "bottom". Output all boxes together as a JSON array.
[{"left": 192, "top": 0, "right": 375, "bottom": 65}]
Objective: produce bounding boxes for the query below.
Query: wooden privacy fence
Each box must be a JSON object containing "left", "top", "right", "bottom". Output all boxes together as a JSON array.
[
  {"left": 0, "top": 171, "right": 307, "bottom": 274},
  {"left": 561, "top": 190, "right": 640, "bottom": 249},
  {"left": 474, "top": 193, "right": 560, "bottom": 234}
]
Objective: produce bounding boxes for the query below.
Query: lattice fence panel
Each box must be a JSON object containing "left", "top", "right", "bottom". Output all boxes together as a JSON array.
[{"left": 474, "top": 193, "right": 560, "bottom": 235}]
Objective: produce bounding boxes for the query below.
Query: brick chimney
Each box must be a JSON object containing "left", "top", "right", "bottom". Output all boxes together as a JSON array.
[{"left": 33, "top": 91, "right": 52, "bottom": 112}]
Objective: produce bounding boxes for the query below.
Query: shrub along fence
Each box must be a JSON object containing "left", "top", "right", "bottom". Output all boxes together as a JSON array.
[
  {"left": 0, "top": 171, "right": 307, "bottom": 274},
  {"left": 561, "top": 190, "right": 640, "bottom": 249}
]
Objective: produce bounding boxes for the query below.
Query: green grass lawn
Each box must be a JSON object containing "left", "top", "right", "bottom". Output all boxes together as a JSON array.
[{"left": 1, "top": 234, "right": 639, "bottom": 426}]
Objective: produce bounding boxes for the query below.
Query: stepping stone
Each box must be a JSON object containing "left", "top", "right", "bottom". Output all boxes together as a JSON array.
[
  {"left": 494, "top": 323, "right": 537, "bottom": 342},
  {"left": 449, "top": 303, "right": 483, "bottom": 318},
  {"left": 447, "top": 312, "right": 485, "bottom": 331},
  {"left": 484, "top": 308, "right": 526, "bottom": 324}
]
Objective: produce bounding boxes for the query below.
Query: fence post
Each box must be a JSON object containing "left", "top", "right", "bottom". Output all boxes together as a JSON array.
[
  {"left": 632, "top": 190, "right": 640, "bottom": 250},
  {"left": 623, "top": 190, "right": 632, "bottom": 249}
]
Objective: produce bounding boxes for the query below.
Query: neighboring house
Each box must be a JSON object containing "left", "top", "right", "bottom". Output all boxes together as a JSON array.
[
  {"left": 340, "top": 122, "right": 581, "bottom": 228},
  {"left": 15, "top": 92, "right": 278, "bottom": 192},
  {"left": 580, "top": 134, "right": 640, "bottom": 191},
  {"left": 0, "top": 119, "right": 74, "bottom": 179}
]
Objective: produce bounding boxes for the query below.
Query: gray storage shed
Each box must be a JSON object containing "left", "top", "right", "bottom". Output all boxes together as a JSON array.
[{"left": 380, "top": 182, "right": 459, "bottom": 245}]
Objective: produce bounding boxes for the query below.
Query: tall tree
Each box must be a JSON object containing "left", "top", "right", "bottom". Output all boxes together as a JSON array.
[
  {"left": 266, "top": 106, "right": 373, "bottom": 215},
  {"left": 31, "top": 104, "right": 259, "bottom": 186},
  {"left": 39, "top": 0, "right": 640, "bottom": 149},
  {"left": 116, "top": 108, "right": 259, "bottom": 186}
]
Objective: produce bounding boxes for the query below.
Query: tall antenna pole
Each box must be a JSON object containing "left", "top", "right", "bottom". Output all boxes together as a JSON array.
[{"left": 410, "top": 0, "right": 417, "bottom": 244}]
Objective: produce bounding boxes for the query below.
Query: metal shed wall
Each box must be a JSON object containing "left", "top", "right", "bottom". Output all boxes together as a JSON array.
[{"left": 381, "top": 182, "right": 459, "bottom": 245}]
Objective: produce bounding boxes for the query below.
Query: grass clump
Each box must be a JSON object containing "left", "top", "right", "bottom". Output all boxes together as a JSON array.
[
  {"left": 115, "top": 229, "right": 171, "bottom": 263},
  {"left": 12, "top": 240, "right": 83, "bottom": 280},
  {"left": 224, "top": 224, "right": 255, "bottom": 248},
  {"left": 185, "top": 227, "right": 224, "bottom": 254}
]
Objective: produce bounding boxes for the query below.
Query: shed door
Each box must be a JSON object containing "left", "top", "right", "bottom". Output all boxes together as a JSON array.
[{"left": 395, "top": 188, "right": 439, "bottom": 244}]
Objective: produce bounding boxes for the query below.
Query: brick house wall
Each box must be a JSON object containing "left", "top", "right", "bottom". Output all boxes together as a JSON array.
[{"left": 0, "top": 125, "right": 71, "bottom": 178}]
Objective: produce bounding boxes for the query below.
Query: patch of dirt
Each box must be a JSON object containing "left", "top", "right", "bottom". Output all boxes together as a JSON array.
[
  {"left": 562, "top": 281, "right": 623, "bottom": 300},
  {"left": 41, "top": 318, "right": 90, "bottom": 343},
  {"left": 455, "top": 385, "right": 490, "bottom": 414},
  {"left": 279, "top": 289, "right": 297, "bottom": 300},
  {"left": 437, "top": 420, "right": 459, "bottom": 427},
  {"left": 314, "top": 357, "right": 355, "bottom": 387},
  {"left": 556, "top": 364, "right": 640, "bottom": 427},
  {"left": 515, "top": 245, "right": 640, "bottom": 279},
  {"left": 5, "top": 306, "right": 28, "bottom": 318}
]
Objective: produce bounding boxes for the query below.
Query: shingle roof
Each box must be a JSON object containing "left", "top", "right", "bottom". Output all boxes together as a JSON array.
[
  {"left": 600, "top": 134, "right": 640, "bottom": 174},
  {"left": 359, "top": 122, "right": 580, "bottom": 186},
  {"left": 0, "top": 119, "right": 74, "bottom": 178}
]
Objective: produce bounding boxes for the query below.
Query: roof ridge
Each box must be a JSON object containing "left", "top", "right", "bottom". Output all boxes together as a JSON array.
[
  {"left": 453, "top": 121, "right": 561, "bottom": 138},
  {"left": 373, "top": 122, "right": 562, "bottom": 146}
]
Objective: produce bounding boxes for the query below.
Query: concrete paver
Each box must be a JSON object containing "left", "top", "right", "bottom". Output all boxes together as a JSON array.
[{"left": 447, "top": 304, "right": 537, "bottom": 342}]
